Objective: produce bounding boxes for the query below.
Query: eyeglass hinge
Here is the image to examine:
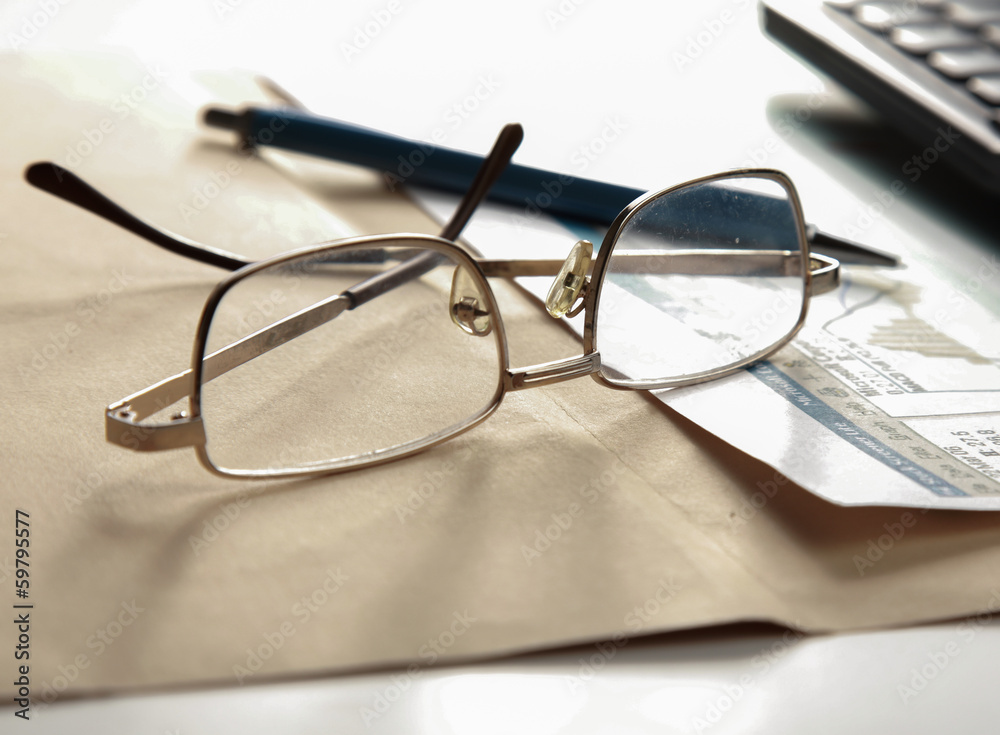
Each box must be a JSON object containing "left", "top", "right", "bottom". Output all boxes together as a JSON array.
[
  {"left": 105, "top": 403, "right": 206, "bottom": 452},
  {"left": 506, "top": 353, "right": 601, "bottom": 391}
]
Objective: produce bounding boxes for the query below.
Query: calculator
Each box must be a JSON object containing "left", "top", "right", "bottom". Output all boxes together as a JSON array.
[{"left": 760, "top": 0, "right": 1000, "bottom": 197}]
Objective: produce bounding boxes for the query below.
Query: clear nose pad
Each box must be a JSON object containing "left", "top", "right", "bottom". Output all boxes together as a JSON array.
[
  {"left": 449, "top": 265, "right": 493, "bottom": 336},
  {"left": 545, "top": 240, "right": 593, "bottom": 318}
]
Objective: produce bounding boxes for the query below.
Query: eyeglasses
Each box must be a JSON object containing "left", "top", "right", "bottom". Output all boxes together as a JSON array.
[{"left": 26, "top": 123, "right": 894, "bottom": 479}]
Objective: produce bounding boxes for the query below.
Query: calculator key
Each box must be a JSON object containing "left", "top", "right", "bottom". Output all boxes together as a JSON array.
[
  {"left": 928, "top": 46, "right": 1000, "bottom": 77},
  {"left": 891, "top": 23, "right": 979, "bottom": 53},
  {"left": 855, "top": 2, "right": 939, "bottom": 31},
  {"left": 943, "top": 2, "right": 1000, "bottom": 29},
  {"left": 824, "top": 0, "right": 861, "bottom": 8},
  {"left": 968, "top": 74, "right": 1000, "bottom": 104}
]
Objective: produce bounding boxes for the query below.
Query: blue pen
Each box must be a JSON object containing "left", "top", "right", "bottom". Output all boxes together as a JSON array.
[
  {"left": 204, "top": 106, "right": 638, "bottom": 225},
  {"left": 202, "top": 106, "right": 898, "bottom": 267}
]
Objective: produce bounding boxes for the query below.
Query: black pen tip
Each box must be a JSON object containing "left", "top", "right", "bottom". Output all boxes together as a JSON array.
[{"left": 203, "top": 107, "right": 239, "bottom": 130}]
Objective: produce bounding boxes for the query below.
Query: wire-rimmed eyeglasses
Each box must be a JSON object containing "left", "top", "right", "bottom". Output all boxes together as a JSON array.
[{"left": 25, "top": 123, "right": 897, "bottom": 478}]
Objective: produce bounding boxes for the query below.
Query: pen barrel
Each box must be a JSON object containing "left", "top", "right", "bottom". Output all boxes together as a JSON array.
[
  {"left": 243, "top": 109, "right": 642, "bottom": 226},
  {"left": 206, "top": 107, "right": 893, "bottom": 266}
]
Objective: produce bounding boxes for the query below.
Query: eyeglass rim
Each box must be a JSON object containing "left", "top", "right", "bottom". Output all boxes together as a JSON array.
[
  {"left": 580, "top": 168, "right": 814, "bottom": 391},
  {"left": 187, "top": 233, "right": 512, "bottom": 479},
  {"left": 100, "top": 168, "right": 827, "bottom": 480},
  {"left": 189, "top": 170, "right": 815, "bottom": 477}
]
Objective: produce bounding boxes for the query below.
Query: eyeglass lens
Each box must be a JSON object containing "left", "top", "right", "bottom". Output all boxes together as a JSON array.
[
  {"left": 595, "top": 175, "right": 807, "bottom": 387},
  {"left": 198, "top": 242, "right": 504, "bottom": 474}
]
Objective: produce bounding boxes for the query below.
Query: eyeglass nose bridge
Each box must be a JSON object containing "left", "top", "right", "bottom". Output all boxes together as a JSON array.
[
  {"left": 449, "top": 264, "right": 494, "bottom": 336},
  {"left": 545, "top": 240, "right": 593, "bottom": 319},
  {"left": 506, "top": 352, "right": 602, "bottom": 392}
]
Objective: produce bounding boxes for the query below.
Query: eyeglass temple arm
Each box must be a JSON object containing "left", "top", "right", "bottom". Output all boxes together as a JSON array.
[
  {"left": 477, "top": 251, "right": 840, "bottom": 295},
  {"left": 26, "top": 119, "right": 525, "bottom": 303},
  {"left": 25, "top": 162, "right": 895, "bottom": 275},
  {"left": 106, "top": 291, "right": 352, "bottom": 451},
  {"left": 30, "top": 156, "right": 835, "bottom": 450},
  {"left": 104, "top": 243, "right": 841, "bottom": 451},
  {"left": 341, "top": 123, "right": 524, "bottom": 309},
  {"left": 26, "top": 157, "right": 838, "bottom": 308},
  {"left": 101, "top": 123, "right": 526, "bottom": 452},
  {"left": 25, "top": 159, "right": 892, "bottom": 292},
  {"left": 805, "top": 225, "right": 897, "bottom": 267},
  {"left": 103, "top": 250, "right": 836, "bottom": 453},
  {"left": 24, "top": 163, "right": 254, "bottom": 271}
]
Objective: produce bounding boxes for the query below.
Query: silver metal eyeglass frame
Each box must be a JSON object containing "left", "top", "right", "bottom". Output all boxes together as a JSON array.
[{"left": 24, "top": 123, "right": 891, "bottom": 479}]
